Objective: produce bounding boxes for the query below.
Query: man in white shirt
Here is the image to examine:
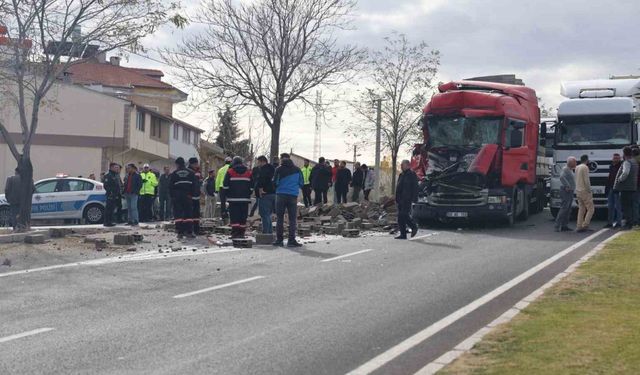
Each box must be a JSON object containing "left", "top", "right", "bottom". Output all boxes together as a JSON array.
[{"left": 575, "top": 154, "right": 595, "bottom": 232}]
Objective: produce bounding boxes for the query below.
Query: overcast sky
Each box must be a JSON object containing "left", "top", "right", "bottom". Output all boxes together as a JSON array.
[{"left": 124, "top": 0, "right": 640, "bottom": 164}]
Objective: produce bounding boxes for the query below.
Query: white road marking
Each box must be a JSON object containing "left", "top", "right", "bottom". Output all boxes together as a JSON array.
[
  {"left": 0, "top": 248, "right": 245, "bottom": 278},
  {"left": 409, "top": 232, "right": 440, "bottom": 241},
  {"left": 346, "top": 229, "right": 608, "bottom": 375},
  {"left": 0, "top": 328, "right": 55, "bottom": 343},
  {"left": 173, "top": 276, "right": 265, "bottom": 299},
  {"left": 321, "top": 249, "right": 373, "bottom": 263}
]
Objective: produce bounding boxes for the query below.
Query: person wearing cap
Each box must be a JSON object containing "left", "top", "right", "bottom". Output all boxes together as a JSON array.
[
  {"left": 103, "top": 162, "right": 122, "bottom": 227},
  {"left": 139, "top": 163, "right": 158, "bottom": 223},
  {"left": 215, "top": 156, "right": 233, "bottom": 219},
  {"left": 123, "top": 164, "right": 142, "bottom": 226},
  {"left": 203, "top": 168, "right": 217, "bottom": 219},
  {"left": 222, "top": 156, "right": 253, "bottom": 238},
  {"left": 187, "top": 157, "right": 203, "bottom": 234},
  {"left": 301, "top": 159, "right": 313, "bottom": 207},
  {"left": 169, "top": 157, "right": 198, "bottom": 239}
]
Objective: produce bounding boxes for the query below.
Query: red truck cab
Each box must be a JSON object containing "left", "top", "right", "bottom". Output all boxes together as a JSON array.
[{"left": 412, "top": 80, "right": 547, "bottom": 224}]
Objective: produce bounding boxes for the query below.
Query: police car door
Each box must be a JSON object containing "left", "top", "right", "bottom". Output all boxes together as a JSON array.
[
  {"left": 31, "top": 180, "right": 62, "bottom": 219},
  {"left": 56, "top": 179, "right": 95, "bottom": 219}
]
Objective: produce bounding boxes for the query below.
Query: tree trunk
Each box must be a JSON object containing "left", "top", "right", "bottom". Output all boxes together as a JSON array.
[
  {"left": 391, "top": 153, "right": 398, "bottom": 194},
  {"left": 16, "top": 155, "right": 33, "bottom": 232},
  {"left": 270, "top": 116, "right": 282, "bottom": 159}
]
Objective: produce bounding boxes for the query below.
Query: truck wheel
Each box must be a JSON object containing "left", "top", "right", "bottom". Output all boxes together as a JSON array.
[
  {"left": 0, "top": 206, "right": 10, "bottom": 227},
  {"left": 83, "top": 204, "right": 104, "bottom": 225}
]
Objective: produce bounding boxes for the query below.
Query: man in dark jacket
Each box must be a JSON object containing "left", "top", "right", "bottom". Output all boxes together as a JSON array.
[
  {"left": 170, "top": 157, "right": 198, "bottom": 239},
  {"left": 203, "top": 169, "right": 217, "bottom": 219},
  {"left": 351, "top": 162, "right": 365, "bottom": 202},
  {"left": 249, "top": 164, "right": 261, "bottom": 216},
  {"left": 614, "top": 146, "right": 639, "bottom": 230},
  {"left": 273, "top": 153, "right": 303, "bottom": 247},
  {"left": 123, "top": 164, "right": 142, "bottom": 226},
  {"left": 223, "top": 157, "right": 253, "bottom": 238},
  {"left": 255, "top": 156, "right": 276, "bottom": 234},
  {"left": 4, "top": 168, "right": 22, "bottom": 230},
  {"left": 310, "top": 157, "right": 331, "bottom": 205},
  {"left": 188, "top": 157, "right": 203, "bottom": 235},
  {"left": 334, "top": 161, "right": 352, "bottom": 204},
  {"left": 395, "top": 160, "right": 419, "bottom": 239},
  {"left": 605, "top": 153, "right": 622, "bottom": 228},
  {"left": 103, "top": 163, "right": 122, "bottom": 227},
  {"left": 158, "top": 166, "right": 172, "bottom": 221}
]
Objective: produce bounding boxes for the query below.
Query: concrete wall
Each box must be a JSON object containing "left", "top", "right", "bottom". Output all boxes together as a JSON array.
[{"left": 169, "top": 123, "right": 199, "bottom": 162}]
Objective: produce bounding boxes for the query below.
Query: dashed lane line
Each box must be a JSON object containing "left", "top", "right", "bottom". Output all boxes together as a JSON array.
[
  {"left": 321, "top": 249, "right": 374, "bottom": 263},
  {"left": 0, "top": 328, "right": 55, "bottom": 344},
  {"left": 173, "top": 276, "right": 266, "bottom": 299}
]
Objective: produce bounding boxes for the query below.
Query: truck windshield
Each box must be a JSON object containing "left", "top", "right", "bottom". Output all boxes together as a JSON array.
[
  {"left": 427, "top": 117, "right": 502, "bottom": 148},
  {"left": 556, "top": 115, "right": 631, "bottom": 146}
]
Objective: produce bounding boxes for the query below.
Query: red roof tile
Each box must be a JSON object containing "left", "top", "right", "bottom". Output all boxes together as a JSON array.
[{"left": 66, "top": 62, "right": 174, "bottom": 90}]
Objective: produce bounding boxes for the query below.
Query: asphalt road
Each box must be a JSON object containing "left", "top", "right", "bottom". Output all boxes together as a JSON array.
[{"left": 0, "top": 211, "right": 614, "bottom": 375}]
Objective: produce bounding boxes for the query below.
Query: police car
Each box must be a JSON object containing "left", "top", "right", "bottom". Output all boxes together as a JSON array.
[{"left": 0, "top": 175, "right": 106, "bottom": 226}]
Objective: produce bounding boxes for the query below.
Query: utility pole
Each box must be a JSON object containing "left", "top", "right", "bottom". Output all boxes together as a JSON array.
[
  {"left": 313, "top": 90, "right": 322, "bottom": 160},
  {"left": 374, "top": 98, "right": 382, "bottom": 200}
]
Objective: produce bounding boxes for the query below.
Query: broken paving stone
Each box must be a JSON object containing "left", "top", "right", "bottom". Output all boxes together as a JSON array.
[
  {"left": 24, "top": 234, "right": 45, "bottom": 244},
  {"left": 114, "top": 234, "right": 135, "bottom": 246},
  {"left": 255, "top": 233, "right": 274, "bottom": 245},
  {"left": 95, "top": 240, "right": 108, "bottom": 251},
  {"left": 171, "top": 246, "right": 181, "bottom": 252},
  {"left": 49, "top": 228, "right": 72, "bottom": 238},
  {"left": 232, "top": 238, "right": 253, "bottom": 248},
  {"left": 131, "top": 234, "right": 144, "bottom": 242},
  {"left": 126, "top": 247, "right": 137, "bottom": 252},
  {"left": 342, "top": 229, "right": 360, "bottom": 238},
  {"left": 2, "top": 258, "right": 11, "bottom": 267}
]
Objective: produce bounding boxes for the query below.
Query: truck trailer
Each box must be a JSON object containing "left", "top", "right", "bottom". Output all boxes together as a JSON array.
[
  {"left": 411, "top": 80, "right": 550, "bottom": 225},
  {"left": 549, "top": 78, "right": 640, "bottom": 217}
]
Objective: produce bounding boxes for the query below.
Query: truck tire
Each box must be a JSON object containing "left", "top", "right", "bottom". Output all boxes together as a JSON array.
[{"left": 83, "top": 204, "right": 104, "bottom": 225}]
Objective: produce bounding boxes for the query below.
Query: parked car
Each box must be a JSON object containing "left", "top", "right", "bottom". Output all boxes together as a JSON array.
[{"left": 0, "top": 176, "right": 107, "bottom": 226}]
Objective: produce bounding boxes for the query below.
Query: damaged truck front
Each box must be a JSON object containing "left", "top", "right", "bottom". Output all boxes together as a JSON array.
[{"left": 411, "top": 81, "right": 550, "bottom": 225}]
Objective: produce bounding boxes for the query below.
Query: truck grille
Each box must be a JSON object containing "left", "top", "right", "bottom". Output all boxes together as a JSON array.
[{"left": 431, "top": 192, "right": 486, "bottom": 207}]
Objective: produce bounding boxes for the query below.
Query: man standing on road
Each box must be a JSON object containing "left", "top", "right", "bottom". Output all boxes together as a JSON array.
[
  {"left": 273, "top": 153, "right": 303, "bottom": 247},
  {"left": 255, "top": 156, "right": 276, "bottom": 234},
  {"left": 4, "top": 168, "right": 22, "bottom": 231},
  {"left": 203, "top": 169, "right": 217, "bottom": 219},
  {"left": 215, "top": 157, "right": 232, "bottom": 220},
  {"left": 139, "top": 164, "right": 158, "bottom": 223},
  {"left": 555, "top": 156, "right": 576, "bottom": 232},
  {"left": 364, "top": 166, "right": 375, "bottom": 201},
  {"left": 605, "top": 153, "right": 622, "bottom": 228},
  {"left": 158, "top": 166, "right": 172, "bottom": 221},
  {"left": 301, "top": 159, "right": 313, "bottom": 207},
  {"left": 310, "top": 157, "right": 331, "bottom": 205},
  {"left": 334, "top": 161, "right": 351, "bottom": 204},
  {"left": 351, "top": 162, "right": 365, "bottom": 202},
  {"left": 395, "top": 160, "right": 419, "bottom": 240},
  {"left": 123, "top": 164, "right": 142, "bottom": 226},
  {"left": 575, "top": 154, "right": 595, "bottom": 232},
  {"left": 169, "top": 157, "right": 197, "bottom": 239},
  {"left": 331, "top": 159, "right": 340, "bottom": 204},
  {"left": 103, "top": 163, "right": 122, "bottom": 227},
  {"left": 614, "top": 146, "right": 639, "bottom": 230},
  {"left": 223, "top": 157, "right": 253, "bottom": 239},
  {"left": 188, "top": 158, "right": 203, "bottom": 235}
]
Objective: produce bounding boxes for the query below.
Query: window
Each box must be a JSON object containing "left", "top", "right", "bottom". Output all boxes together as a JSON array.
[
  {"left": 193, "top": 132, "right": 199, "bottom": 146},
  {"left": 506, "top": 119, "right": 526, "bottom": 148},
  {"left": 34, "top": 181, "right": 58, "bottom": 194},
  {"left": 183, "top": 128, "right": 191, "bottom": 144},
  {"left": 151, "top": 117, "right": 162, "bottom": 139},
  {"left": 136, "top": 111, "right": 145, "bottom": 132},
  {"left": 173, "top": 124, "right": 180, "bottom": 140},
  {"left": 68, "top": 180, "right": 94, "bottom": 192}
]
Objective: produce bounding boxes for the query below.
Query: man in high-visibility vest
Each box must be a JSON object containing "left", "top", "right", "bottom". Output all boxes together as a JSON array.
[
  {"left": 215, "top": 156, "right": 233, "bottom": 219},
  {"left": 301, "top": 159, "right": 313, "bottom": 207},
  {"left": 139, "top": 164, "right": 158, "bottom": 222}
]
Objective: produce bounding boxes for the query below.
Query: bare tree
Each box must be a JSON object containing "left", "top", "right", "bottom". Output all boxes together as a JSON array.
[
  {"left": 163, "top": 0, "right": 364, "bottom": 159},
  {"left": 348, "top": 33, "right": 440, "bottom": 193},
  {"left": 0, "top": 0, "right": 184, "bottom": 231}
]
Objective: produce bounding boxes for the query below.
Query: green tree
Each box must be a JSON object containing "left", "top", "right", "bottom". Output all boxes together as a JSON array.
[{"left": 215, "top": 106, "right": 250, "bottom": 157}]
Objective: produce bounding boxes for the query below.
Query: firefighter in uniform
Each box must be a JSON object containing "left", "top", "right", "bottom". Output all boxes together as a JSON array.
[
  {"left": 222, "top": 156, "right": 253, "bottom": 238},
  {"left": 188, "top": 157, "right": 203, "bottom": 235},
  {"left": 169, "top": 157, "right": 198, "bottom": 239}
]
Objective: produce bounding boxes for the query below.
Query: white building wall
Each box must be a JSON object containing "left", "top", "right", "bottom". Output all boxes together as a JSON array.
[{"left": 169, "top": 123, "right": 199, "bottom": 161}]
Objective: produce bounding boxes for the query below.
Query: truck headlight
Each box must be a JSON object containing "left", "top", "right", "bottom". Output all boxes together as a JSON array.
[{"left": 487, "top": 196, "right": 505, "bottom": 204}]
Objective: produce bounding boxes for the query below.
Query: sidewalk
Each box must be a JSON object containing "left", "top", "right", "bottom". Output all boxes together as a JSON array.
[{"left": 441, "top": 230, "right": 640, "bottom": 375}]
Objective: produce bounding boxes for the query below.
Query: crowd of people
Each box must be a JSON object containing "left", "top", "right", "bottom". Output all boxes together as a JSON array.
[
  {"left": 100, "top": 154, "right": 395, "bottom": 246},
  {"left": 555, "top": 145, "right": 639, "bottom": 232}
]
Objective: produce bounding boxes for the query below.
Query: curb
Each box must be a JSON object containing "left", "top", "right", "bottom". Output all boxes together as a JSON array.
[{"left": 416, "top": 230, "right": 624, "bottom": 375}]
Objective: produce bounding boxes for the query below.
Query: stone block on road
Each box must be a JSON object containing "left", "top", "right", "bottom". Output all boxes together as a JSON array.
[
  {"left": 342, "top": 229, "right": 360, "bottom": 238},
  {"left": 232, "top": 238, "right": 253, "bottom": 248},
  {"left": 24, "top": 234, "right": 45, "bottom": 244},
  {"left": 49, "top": 228, "right": 72, "bottom": 238},
  {"left": 114, "top": 234, "right": 134, "bottom": 246},
  {"left": 255, "top": 233, "right": 274, "bottom": 245}
]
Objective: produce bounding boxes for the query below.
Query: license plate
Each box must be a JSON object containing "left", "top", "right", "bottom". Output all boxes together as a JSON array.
[{"left": 446, "top": 212, "right": 468, "bottom": 218}]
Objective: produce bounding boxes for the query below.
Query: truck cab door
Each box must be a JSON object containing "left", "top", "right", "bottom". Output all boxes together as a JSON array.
[{"left": 502, "top": 119, "right": 530, "bottom": 187}]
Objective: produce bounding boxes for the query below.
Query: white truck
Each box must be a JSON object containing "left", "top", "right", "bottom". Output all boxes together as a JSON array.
[{"left": 550, "top": 78, "right": 640, "bottom": 217}]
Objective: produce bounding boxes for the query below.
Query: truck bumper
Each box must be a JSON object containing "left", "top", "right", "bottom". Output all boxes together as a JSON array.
[{"left": 412, "top": 202, "right": 510, "bottom": 221}]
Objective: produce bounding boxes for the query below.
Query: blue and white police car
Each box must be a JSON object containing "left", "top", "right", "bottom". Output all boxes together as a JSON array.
[{"left": 0, "top": 175, "right": 106, "bottom": 226}]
